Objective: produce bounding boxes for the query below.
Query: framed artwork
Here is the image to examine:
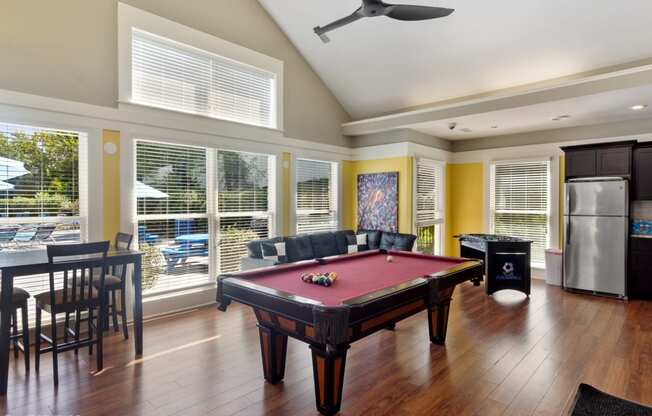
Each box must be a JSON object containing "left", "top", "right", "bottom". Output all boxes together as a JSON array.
[{"left": 357, "top": 172, "right": 399, "bottom": 232}]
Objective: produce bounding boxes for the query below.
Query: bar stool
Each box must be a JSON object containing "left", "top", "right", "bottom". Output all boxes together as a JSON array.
[{"left": 3, "top": 287, "right": 30, "bottom": 371}]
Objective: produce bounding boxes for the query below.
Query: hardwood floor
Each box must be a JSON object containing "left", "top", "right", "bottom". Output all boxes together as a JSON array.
[{"left": 2, "top": 279, "right": 651, "bottom": 415}]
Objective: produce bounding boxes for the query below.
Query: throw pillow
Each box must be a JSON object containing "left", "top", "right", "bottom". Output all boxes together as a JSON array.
[
  {"left": 261, "top": 241, "right": 288, "bottom": 264},
  {"left": 346, "top": 233, "right": 368, "bottom": 253}
]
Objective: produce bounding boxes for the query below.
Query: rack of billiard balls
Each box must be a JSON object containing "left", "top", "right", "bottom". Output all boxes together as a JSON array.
[{"left": 300, "top": 272, "right": 337, "bottom": 287}]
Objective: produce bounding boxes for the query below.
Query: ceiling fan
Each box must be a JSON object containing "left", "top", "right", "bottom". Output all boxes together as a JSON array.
[{"left": 313, "top": 0, "right": 454, "bottom": 43}]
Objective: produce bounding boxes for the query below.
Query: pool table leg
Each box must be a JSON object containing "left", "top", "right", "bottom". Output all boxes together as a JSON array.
[
  {"left": 257, "top": 325, "right": 287, "bottom": 384},
  {"left": 310, "top": 345, "right": 349, "bottom": 416},
  {"left": 427, "top": 286, "right": 455, "bottom": 345}
]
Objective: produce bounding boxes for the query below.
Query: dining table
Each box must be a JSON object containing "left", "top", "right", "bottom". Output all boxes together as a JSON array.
[{"left": 0, "top": 246, "right": 143, "bottom": 395}]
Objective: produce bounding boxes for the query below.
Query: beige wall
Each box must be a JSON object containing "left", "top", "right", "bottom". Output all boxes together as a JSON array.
[{"left": 0, "top": 0, "right": 351, "bottom": 146}]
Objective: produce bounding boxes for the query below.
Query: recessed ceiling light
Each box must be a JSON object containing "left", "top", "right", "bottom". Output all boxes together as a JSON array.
[{"left": 631, "top": 104, "right": 648, "bottom": 111}]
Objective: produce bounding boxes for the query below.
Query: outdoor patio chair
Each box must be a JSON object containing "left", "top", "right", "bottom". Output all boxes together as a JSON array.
[
  {"left": 0, "top": 226, "right": 19, "bottom": 247},
  {"left": 14, "top": 224, "right": 57, "bottom": 246}
]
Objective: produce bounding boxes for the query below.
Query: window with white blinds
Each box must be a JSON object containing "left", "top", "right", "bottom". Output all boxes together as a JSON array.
[
  {"left": 131, "top": 29, "right": 277, "bottom": 129},
  {"left": 0, "top": 122, "right": 87, "bottom": 325},
  {"left": 217, "top": 150, "right": 273, "bottom": 273},
  {"left": 490, "top": 160, "right": 551, "bottom": 266},
  {"left": 415, "top": 160, "right": 444, "bottom": 254},
  {"left": 296, "top": 159, "right": 338, "bottom": 234},
  {"left": 136, "top": 141, "right": 210, "bottom": 294}
]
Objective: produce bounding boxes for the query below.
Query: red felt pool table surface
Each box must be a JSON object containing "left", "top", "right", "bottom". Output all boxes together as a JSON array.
[{"left": 232, "top": 250, "right": 469, "bottom": 306}]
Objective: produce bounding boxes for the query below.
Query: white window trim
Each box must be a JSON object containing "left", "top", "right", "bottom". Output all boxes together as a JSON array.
[
  {"left": 133, "top": 138, "right": 278, "bottom": 297},
  {"left": 117, "top": 2, "right": 284, "bottom": 131},
  {"left": 412, "top": 157, "right": 446, "bottom": 255},
  {"left": 294, "top": 157, "right": 339, "bottom": 235},
  {"left": 486, "top": 156, "right": 560, "bottom": 268}
]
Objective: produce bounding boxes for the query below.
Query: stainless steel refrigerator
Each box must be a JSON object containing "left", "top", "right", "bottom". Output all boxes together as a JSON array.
[{"left": 563, "top": 177, "right": 628, "bottom": 297}]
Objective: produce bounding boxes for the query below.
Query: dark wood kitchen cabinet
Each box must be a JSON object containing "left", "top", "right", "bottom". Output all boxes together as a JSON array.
[
  {"left": 634, "top": 144, "right": 652, "bottom": 200},
  {"left": 562, "top": 141, "right": 635, "bottom": 180},
  {"left": 629, "top": 237, "right": 652, "bottom": 298}
]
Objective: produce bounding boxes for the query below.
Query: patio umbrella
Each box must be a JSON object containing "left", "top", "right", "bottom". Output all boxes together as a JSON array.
[
  {"left": 136, "top": 181, "right": 169, "bottom": 199},
  {"left": 0, "top": 181, "right": 14, "bottom": 191},
  {"left": 0, "top": 156, "right": 30, "bottom": 181}
]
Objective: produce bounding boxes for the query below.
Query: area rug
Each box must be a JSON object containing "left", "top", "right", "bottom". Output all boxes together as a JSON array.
[{"left": 570, "top": 383, "right": 652, "bottom": 415}]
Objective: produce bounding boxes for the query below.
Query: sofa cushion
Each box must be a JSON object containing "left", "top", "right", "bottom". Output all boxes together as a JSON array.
[
  {"left": 247, "top": 237, "right": 284, "bottom": 259},
  {"left": 333, "top": 230, "right": 355, "bottom": 254},
  {"left": 309, "top": 232, "right": 339, "bottom": 259},
  {"left": 357, "top": 229, "right": 382, "bottom": 250},
  {"left": 285, "top": 235, "right": 315, "bottom": 262},
  {"left": 379, "top": 232, "right": 417, "bottom": 251}
]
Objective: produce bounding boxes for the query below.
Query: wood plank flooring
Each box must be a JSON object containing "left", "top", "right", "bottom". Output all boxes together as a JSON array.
[{"left": 1, "top": 280, "right": 651, "bottom": 415}]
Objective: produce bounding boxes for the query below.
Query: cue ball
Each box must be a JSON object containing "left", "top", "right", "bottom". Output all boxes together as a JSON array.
[{"left": 386, "top": 255, "right": 394, "bottom": 263}]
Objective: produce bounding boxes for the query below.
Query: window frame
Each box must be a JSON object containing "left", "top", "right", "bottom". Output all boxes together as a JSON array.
[
  {"left": 488, "top": 157, "right": 554, "bottom": 268},
  {"left": 118, "top": 2, "right": 284, "bottom": 130},
  {"left": 133, "top": 138, "right": 277, "bottom": 296},
  {"left": 412, "top": 158, "right": 445, "bottom": 255},
  {"left": 294, "top": 158, "right": 339, "bottom": 235},
  {"left": 216, "top": 149, "right": 276, "bottom": 274},
  {"left": 0, "top": 121, "right": 89, "bottom": 325}
]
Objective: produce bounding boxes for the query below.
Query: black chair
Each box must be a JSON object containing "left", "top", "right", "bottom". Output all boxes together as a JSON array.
[
  {"left": 66, "top": 233, "right": 133, "bottom": 338},
  {"left": 35, "top": 241, "right": 110, "bottom": 386},
  {"left": 2, "top": 287, "right": 30, "bottom": 371},
  {"left": 102, "top": 233, "right": 133, "bottom": 338}
]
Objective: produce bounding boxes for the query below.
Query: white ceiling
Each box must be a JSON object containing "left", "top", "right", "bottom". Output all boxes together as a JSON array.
[
  {"left": 411, "top": 85, "right": 652, "bottom": 140},
  {"left": 259, "top": 0, "right": 652, "bottom": 120}
]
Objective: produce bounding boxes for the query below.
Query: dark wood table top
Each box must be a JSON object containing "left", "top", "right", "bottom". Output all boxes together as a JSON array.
[{"left": 0, "top": 248, "right": 142, "bottom": 274}]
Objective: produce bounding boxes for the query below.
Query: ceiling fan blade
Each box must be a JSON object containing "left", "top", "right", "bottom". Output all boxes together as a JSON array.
[
  {"left": 386, "top": 5, "right": 454, "bottom": 21},
  {"left": 314, "top": 9, "right": 364, "bottom": 43}
]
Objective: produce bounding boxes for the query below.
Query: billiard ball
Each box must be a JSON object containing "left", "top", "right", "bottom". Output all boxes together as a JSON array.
[{"left": 386, "top": 255, "right": 394, "bottom": 263}]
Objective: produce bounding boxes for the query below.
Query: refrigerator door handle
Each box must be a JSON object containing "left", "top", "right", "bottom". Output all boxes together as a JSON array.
[{"left": 566, "top": 190, "right": 571, "bottom": 243}]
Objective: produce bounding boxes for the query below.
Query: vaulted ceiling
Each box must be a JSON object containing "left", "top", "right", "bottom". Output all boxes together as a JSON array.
[{"left": 259, "top": 0, "right": 652, "bottom": 132}]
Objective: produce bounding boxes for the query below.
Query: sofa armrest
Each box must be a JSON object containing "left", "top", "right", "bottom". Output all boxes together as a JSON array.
[{"left": 240, "top": 256, "right": 277, "bottom": 271}]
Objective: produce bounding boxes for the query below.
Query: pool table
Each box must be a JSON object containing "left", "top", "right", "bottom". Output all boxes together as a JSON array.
[{"left": 217, "top": 249, "right": 483, "bottom": 416}]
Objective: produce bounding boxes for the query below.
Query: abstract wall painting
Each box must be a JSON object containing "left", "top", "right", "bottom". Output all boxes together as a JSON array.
[{"left": 357, "top": 172, "right": 399, "bottom": 232}]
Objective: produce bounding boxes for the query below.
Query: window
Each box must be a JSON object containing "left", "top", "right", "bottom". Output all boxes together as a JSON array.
[
  {"left": 135, "top": 142, "right": 276, "bottom": 290},
  {"left": 490, "top": 160, "right": 551, "bottom": 267},
  {"left": 131, "top": 29, "right": 277, "bottom": 128},
  {"left": 136, "top": 141, "right": 209, "bottom": 294},
  {"left": 0, "top": 122, "right": 87, "bottom": 323},
  {"left": 414, "top": 159, "right": 444, "bottom": 254},
  {"left": 295, "top": 159, "right": 338, "bottom": 234},
  {"left": 217, "top": 150, "right": 274, "bottom": 273}
]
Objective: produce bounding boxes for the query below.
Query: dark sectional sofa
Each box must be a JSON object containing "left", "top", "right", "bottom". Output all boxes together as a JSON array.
[{"left": 241, "top": 229, "right": 417, "bottom": 270}]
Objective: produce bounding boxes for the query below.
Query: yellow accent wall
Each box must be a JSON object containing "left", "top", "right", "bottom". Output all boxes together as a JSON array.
[
  {"left": 281, "top": 152, "right": 292, "bottom": 236},
  {"left": 102, "top": 130, "right": 121, "bottom": 241},
  {"left": 341, "top": 157, "right": 413, "bottom": 233},
  {"left": 445, "top": 163, "right": 485, "bottom": 256}
]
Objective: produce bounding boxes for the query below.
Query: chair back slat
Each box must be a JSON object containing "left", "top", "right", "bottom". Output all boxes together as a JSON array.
[
  {"left": 47, "top": 241, "right": 110, "bottom": 310},
  {"left": 113, "top": 233, "right": 133, "bottom": 279}
]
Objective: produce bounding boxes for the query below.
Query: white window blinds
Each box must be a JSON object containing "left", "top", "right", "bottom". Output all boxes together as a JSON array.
[
  {"left": 132, "top": 29, "right": 277, "bottom": 128},
  {"left": 296, "top": 159, "right": 338, "bottom": 234},
  {"left": 217, "top": 150, "right": 272, "bottom": 273},
  {"left": 415, "top": 160, "right": 444, "bottom": 227},
  {"left": 136, "top": 141, "right": 210, "bottom": 293},
  {"left": 0, "top": 122, "right": 87, "bottom": 325},
  {"left": 0, "top": 123, "right": 81, "bottom": 218},
  {"left": 491, "top": 160, "right": 551, "bottom": 266}
]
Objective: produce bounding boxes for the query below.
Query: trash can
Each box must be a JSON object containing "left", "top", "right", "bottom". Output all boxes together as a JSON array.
[{"left": 545, "top": 248, "right": 563, "bottom": 286}]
